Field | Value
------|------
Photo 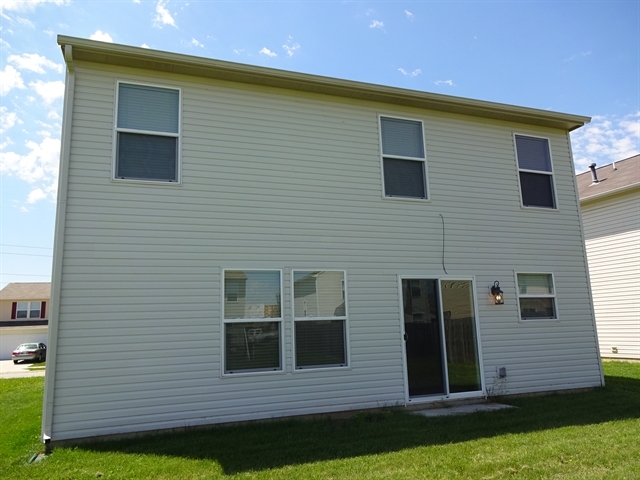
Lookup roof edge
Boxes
[579,182,640,203]
[58,35,590,132]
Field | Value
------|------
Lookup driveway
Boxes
[0,359,46,378]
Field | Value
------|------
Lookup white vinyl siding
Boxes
[581,189,640,359]
[47,63,601,441]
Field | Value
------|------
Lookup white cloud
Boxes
[43,29,54,37]
[0,136,60,204]
[141,43,150,49]
[369,20,384,29]
[8,53,63,73]
[29,80,65,104]
[0,65,25,95]
[564,51,591,62]
[16,17,35,27]
[0,38,10,48]
[259,47,277,58]
[154,0,176,28]
[405,10,413,19]
[27,188,46,203]
[571,112,640,172]
[47,110,60,120]
[90,30,113,43]
[0,107,21,134]
[233,48,244,55]
[283,37,300,57]
[191,38,203,47]
[434,80,456,87]
[134,0,141,3]
[0,0,70,12]
[399,68,422,77]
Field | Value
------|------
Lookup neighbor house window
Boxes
[515,134,556,209]
[517,273,557,320]
[293,270,348,369]
[15,301,42,319]
[223,270,282,374]
[115,82,180,182]
[380,116,428,199]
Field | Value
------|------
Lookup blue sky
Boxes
[1,0,639,288]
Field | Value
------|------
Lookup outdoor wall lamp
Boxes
[491,281,504,305]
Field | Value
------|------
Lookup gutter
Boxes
[579,182,640,204]
[41,44,75,444]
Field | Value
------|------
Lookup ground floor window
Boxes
[223,270,282,374]
[293,270,347,369]
[517,273,557,320]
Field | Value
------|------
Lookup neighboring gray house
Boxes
[44,36,603,444]
[577,155,640,360]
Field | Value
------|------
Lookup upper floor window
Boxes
[115,82,180,183]
[380,116,428,200]
[515,134,556,209]
[15,301,42,319]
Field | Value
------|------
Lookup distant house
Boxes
[43,36,604,444]
[577,155,640,360]
[0,282,50,360]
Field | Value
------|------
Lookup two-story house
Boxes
[43,36,603,444]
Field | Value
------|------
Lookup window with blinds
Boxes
[380,116,428,199]
[223,270,283,374]
[515,135,556,209]
[115,82,180,182]
[293,271,348,369]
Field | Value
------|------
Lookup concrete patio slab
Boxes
[413,403,515,417]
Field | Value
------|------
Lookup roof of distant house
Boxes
[577,154,640,202]
[0,282,51,301]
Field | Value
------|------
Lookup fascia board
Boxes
[58,35,590,132]
[579,182,640,205]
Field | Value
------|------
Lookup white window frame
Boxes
[379,115,430,202]
[515,272,559,321]
[16,301,41,319]
[292,269,350,371]
[513,133,558,210]
[113,80,182,185]
[221,268,284,377]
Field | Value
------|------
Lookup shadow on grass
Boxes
[78,374,640,475]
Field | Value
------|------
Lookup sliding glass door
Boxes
[402,278,482,399]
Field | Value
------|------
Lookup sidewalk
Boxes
[0,359,46,378]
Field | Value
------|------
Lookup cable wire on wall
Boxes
[439,214,449,275]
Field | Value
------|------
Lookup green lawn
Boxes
[1,362,639,479]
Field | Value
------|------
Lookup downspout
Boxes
[42,43,75,446]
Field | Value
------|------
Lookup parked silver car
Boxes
[11,343,47,364]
